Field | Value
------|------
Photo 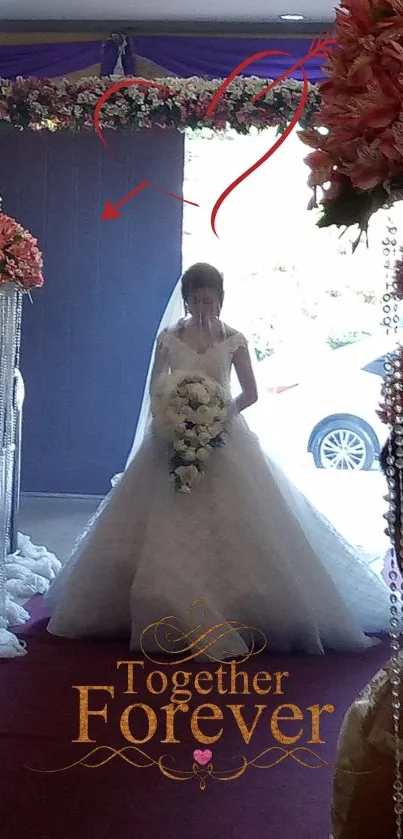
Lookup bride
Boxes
[46,262,391,659]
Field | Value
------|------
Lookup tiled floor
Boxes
[18,494,100,562]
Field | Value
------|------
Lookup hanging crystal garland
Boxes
[8,292,23,553]
[0,207,49,657]
[382,218,403,838]
[0,282,25,654]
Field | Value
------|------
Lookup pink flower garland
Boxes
[0,213,44,290]
[0,75,320,135]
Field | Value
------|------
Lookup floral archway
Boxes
[0,71,323,656]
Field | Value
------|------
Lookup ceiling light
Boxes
[280,14,305,21]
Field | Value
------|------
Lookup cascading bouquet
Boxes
[151,372,229,492]
[0,213,44,290]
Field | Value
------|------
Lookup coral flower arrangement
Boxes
[0,213,44,290]
[301,0,403,248]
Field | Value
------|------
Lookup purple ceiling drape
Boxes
[134,36,327,82]
[0,36,326,82]
[0,42,103,79]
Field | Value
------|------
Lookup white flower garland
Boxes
[0,74,320,134]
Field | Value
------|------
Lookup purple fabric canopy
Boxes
[135,36,326,82]
[0,36,326,82]
[0,42,103,79]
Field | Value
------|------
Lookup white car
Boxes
[257,336,397,470]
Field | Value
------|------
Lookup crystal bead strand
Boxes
[0,286,19,626]
[0,292,8,623]
[6,289,23,553]
[14,292,22,371]
[382,220,403,838]
[4,298,16,552]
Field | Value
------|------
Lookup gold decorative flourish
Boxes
[139,599,267,664]
[24,744,381,790]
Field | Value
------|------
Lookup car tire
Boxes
[311,419,376,471]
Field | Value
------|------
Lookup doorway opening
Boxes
[182,125,402,573]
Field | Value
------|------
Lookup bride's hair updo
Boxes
[181,263,224,307]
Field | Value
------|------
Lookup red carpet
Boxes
[1,596,389,839]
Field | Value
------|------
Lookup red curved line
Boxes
[210,66,309,237]
[205,51,291,117]
[251,40,336,103]
[251,59,310,102]
[94,79,179,150]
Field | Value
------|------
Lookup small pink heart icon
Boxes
[193,749,212,766]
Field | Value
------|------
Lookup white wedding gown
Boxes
[46,329,392,659]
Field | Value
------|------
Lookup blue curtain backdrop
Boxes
[0,127,185,495]
[0,36,326,81]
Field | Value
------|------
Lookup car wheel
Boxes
[311,420,376,471]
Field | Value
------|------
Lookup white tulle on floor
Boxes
[0,284,62,657]
[0,532,61,657]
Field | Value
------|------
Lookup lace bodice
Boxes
[157,328,248,395]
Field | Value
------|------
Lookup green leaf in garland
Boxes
[317,181,388,232]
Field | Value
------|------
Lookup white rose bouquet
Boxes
[151,372,229,492]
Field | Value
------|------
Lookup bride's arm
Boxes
[149,331,170,396]
[231,344,258,415]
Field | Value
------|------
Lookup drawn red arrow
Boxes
[153,186,199,207]
[102,180,150,220]
[95,79,199,218]
[96,34,334,232]
[102,181,199,221]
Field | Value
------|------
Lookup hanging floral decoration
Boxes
[0,74,320,136]
[0,213,44,290]
[301,0,403,249]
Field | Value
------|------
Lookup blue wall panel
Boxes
[0,128,184,494]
